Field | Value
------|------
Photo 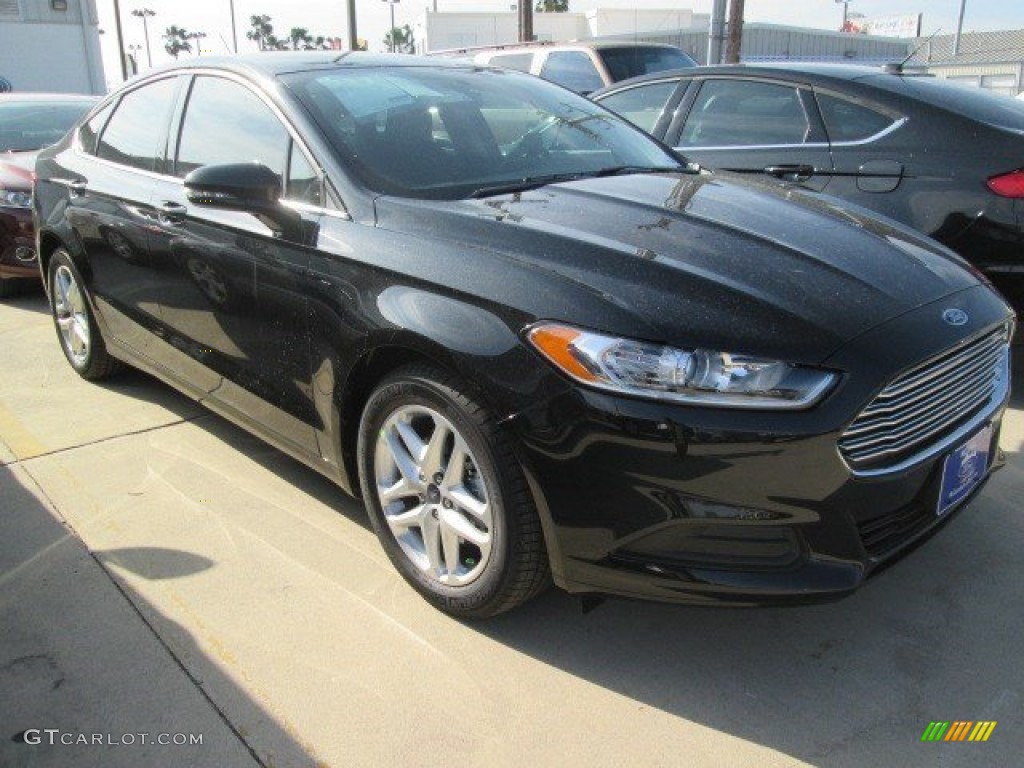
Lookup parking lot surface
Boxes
[1,291,1022,767]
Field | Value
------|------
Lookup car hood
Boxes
[373,172,982,364]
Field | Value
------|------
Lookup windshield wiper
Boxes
[470,173,592,198]
[469,165,684,199]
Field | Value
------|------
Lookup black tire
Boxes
[358,364,550,618]
[47,248,122,380]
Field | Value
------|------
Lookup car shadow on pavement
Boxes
[1,287,50,316]
[0,463,319,768]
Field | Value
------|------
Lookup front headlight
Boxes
[0,187,32,208]
[527,322,837,409]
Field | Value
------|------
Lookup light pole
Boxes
[383,0,399,52]
[131,8,155,68]
[835,0,850,32]
[953,0,967,56]
[112,0,128,81]
[228,0,238,53]
[127,43,141,75]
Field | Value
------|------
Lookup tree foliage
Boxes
[384,24,415,54]
[535,0,569,11]
[163,25,192,58]
[246,14,273,51]
[247,14,331,52]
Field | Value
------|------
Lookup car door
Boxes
[60,76,183,355]
[666,77,835,192]
[146,73,322,458]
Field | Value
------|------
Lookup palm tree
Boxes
[163,25,192,59]
[246,14,273,51]
[383,24,415,54]
[535,0,569,10]
[288,27,313,50]
[187,31,208,56]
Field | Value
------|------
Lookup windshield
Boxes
[0,100,95,152]
[598,46,697,82]
[283,66,682,199]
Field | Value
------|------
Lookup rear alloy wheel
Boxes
[48,249,121,380]
[358,365,549,617]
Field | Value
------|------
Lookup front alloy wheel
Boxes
[358,365,549,617]
[374,404,493,586]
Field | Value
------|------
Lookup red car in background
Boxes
[1,93,96,297]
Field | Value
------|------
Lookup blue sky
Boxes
[98,0,1024,83]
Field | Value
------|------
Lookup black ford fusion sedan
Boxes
[35,54,1014,617]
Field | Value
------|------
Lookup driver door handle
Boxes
[764,164,816,182]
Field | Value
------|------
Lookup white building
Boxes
[0,0,105,94]
[415,8,707,54]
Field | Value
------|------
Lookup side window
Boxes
[598,81,679,133]
[79,101,115,154]
[489,53,534,73]
[176,76,289,179]
[286,143,321,206]
[816,92,896,142]
[679,79,811,148]
[540,52,605,94]
[96,78,179,171]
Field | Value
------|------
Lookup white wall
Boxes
[587,9,696,37]
[0,22,104,93]
[0,0,105,94]
[418,8,702,53]
[419,12,519,53]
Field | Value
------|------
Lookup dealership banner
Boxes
[844,14,922,38]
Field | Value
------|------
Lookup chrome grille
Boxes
[839,326,1009,469]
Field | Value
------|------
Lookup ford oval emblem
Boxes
[943,308,969,326]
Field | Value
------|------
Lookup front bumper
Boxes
[512,286,1013,605]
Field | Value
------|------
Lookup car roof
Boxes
[142,51,477,80]
[591,62,931,94]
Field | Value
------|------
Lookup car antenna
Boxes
[883,28,941,74]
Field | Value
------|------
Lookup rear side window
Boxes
[489,53,533,73]
[816,93,895,142]
[96,78,179,172]
[540,51,605,94]
[679,79,811,147]
[598,81,679,132]
[175,76,289,179]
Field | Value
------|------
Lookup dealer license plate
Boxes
[937,424,993,517]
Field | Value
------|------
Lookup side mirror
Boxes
[184,162,281,209]
[184,162,304,241]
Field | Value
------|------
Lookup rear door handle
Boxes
[158,201,187,224]
[764,164,816,182]
[68,178,88,197]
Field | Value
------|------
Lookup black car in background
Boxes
[0,93,96,296]
[593,64,1024,307]
[34,54,1014,617]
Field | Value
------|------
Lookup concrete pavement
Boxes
[1,290,1022,767]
